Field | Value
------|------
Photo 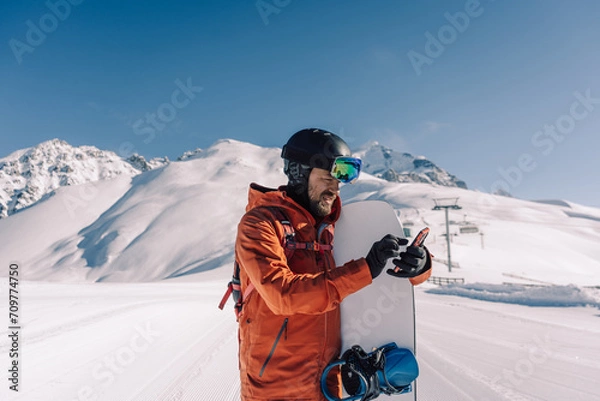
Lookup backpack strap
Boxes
[265,207,297,261]
[218,282,234,311]
[266,206,333,255]
[218,261,256,321]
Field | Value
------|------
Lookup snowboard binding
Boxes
[321,342,419,401]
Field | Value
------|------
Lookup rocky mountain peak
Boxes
[356,142,467,189]
[0,139,167,218]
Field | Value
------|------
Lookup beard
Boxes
[309,190,337,217]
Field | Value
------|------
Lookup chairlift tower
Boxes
[433,198,462,272]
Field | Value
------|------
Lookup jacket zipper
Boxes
[259,318,288,377]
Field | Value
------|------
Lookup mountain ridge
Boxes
[0,138,168,218]
[0,138,466,219]
[355,141,468,189]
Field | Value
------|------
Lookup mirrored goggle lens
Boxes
[330,157,362,183]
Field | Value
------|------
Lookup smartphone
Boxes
[410,227,430,247]
[389,227,429,276]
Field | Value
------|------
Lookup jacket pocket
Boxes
[259,318,288,377]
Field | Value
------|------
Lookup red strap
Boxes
[280,222,296,260]
[243,283,255,303]
[287,241,333,252]
[233,283,256,321]
[218,282,233,310]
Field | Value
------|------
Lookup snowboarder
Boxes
[234,128,432,400]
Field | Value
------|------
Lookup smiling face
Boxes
[307,168,340,217]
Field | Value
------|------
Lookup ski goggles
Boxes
[330,157,362,184]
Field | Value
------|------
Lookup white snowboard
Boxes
[334,200,416,400]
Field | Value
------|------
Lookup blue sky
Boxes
[1,0,599,207]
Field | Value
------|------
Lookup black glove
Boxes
[387,245,431,278]
[365,234,409,279]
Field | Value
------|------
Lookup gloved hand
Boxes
[387,245,431,278]
[365,234,409,279]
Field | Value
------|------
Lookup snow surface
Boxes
[427,282,600,308]
[0,138,599,400]
[1,277,599,401]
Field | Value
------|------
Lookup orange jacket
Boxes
[235,184,372,400]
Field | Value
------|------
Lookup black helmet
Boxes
[281,128,352,172]
[282,128,351,204]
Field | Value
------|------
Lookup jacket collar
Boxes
[246,183,341,226]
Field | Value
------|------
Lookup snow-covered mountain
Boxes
[0,139,286,281]
[0,139,168,218]
[356,141,467,189]
[1,138,599,284]
[0,139,465,220]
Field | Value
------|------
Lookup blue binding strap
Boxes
[321,342,419,401]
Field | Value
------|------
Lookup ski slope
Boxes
[1,271,599,401]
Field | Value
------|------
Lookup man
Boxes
[235,128,431,400]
